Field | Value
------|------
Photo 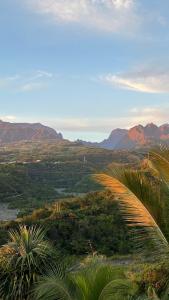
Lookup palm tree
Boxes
[35,255,163,300]
[35,257,142,300]
[0,225,56,300]
[93,172,169,257]
[91,148,169,298]
[35,148,169,300]
[93,147,169,257]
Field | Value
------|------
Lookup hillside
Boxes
[1,120,169,150]
[3,190,132,256]
[81,123,169,150]
[0,140,141,215]
[0,120,63,143]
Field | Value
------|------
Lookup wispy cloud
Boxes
[130,105,169,124]
[26,0,139,34]
[0,75,20,88]
[0,115,17,122]
[44,104,169,136]
[0,70,53,93]
[102,67,169,93]
[2,104,169,141]
[29,70,53,81]
[19,82,47,92]
[25,105,169,133]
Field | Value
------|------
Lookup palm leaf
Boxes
[149,149,169,185]
[35,275,73,300]
[99,279,139,300]
[147,287,160,300]
[73,263,125,300]
[0,225,56,300]
[93,174,169,256]
[35,259,127,300]
[107,168,162,225]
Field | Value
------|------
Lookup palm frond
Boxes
[108,168,162,225]
[99,279,139,300]
[73,263,125,300]
[93,174,169,257]
[0,225,56,300]
[147,286,160,300]
[149,149,169,185]
[35,259,127,300]
[35,274,73,300]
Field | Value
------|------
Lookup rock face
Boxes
[104,123,169,149]
[2,120,169,149]
[81,123,169,150]
[99,129,128,149]
[0,120,63,143]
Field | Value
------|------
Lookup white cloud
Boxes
[43,104,169,137]
[0,70,53,93]
[26,0,139,34]
[2,104,168,141]
[34,106,169,134]
[102,67,169,93]
[19,82,46,92]
[0,115,17,122]
[29,70,53,81]
[129,106,169,125]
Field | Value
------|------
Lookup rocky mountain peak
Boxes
[0,120,63,143]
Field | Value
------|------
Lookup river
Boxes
[0,203,19,221]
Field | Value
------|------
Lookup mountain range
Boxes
[0,120,169,150]
[0,120,63,143]
[79,123,169,150]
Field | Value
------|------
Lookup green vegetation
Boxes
[0,145,169,298]
[0,225,57,300]
[0,229,168,299]
[0,191,132,255]
[0,140,141,214]
[34,257,137,300]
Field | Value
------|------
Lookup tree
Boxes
[0,225,56,300]
[35,148,169,300]
[35,256,141,300]
[93,172,169,257]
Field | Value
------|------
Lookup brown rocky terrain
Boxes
[0,120,63,143]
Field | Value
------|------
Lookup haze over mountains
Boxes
[0,120,169,150]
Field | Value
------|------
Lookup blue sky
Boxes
[0,0,169,141]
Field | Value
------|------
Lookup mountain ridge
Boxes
[0,120,63,143]
[1,120,169,149]
[80,123,169,150]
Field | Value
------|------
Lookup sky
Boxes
[0,0,169,141]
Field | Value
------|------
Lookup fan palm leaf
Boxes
[73,263,125,300]
[0,225,56,300]
[92,174,169,256]
[35,274,73,300]
[149,149,169,185]
[107,168,162,225]
[35,261,129,300]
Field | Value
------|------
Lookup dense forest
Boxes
[0,191,131,255]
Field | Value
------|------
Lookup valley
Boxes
[1,1,169,297]
[0,140,141,216]
[0,130,168,299]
